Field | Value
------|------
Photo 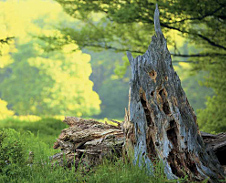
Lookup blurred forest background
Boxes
[0,0,225,133]
[0,1,225,182]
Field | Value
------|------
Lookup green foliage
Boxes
[0,117,67,146]
[198,96,226,133]
[0,128,185,183]
[54,0,225,55]
[0,128,77,183]
[114,56,130,78]
[174,63,213,111]
[83,50,130,119]
[86,157,192,183]
[97,78,129,119]
[0,99,14,117]
[0,129,27,177]
[54,0,226,132]
[0,119,213,183]
[0,37,14,56]
[0,0,101,117]
[196,57,226,133]
[0,41,100,116]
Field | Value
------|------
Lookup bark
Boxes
[51,117,124,171]
[201,131,226,174]
[51,117,226,177]
[122,4,225,182]
[51,4,225,182]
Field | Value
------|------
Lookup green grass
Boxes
[87,159,178,183]
[0,117,208,183]
[0,117,67,146]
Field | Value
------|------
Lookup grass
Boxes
[0,116,209,183]
[0,127,78,183]
[0,117,67,146]
[87,159,177,183]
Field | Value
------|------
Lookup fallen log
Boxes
[52,117,124,170]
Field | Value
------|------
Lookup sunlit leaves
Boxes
[0,0,101,117]
[0,99,14,117]
[0,41,101,116]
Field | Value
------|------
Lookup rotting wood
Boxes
[201,131,226,174]
[51,4,225,182]
[122,4,225,182]
[51,117,226,177]
[51,117,124,171]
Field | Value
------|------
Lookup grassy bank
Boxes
[0,117,205,183]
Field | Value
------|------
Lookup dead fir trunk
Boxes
[123,4,225,182]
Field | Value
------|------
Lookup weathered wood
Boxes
[201,131,226,174]
[52,117,124,170]
[51,4,225,182]
[123,4,225,182]
[51,117,226,177]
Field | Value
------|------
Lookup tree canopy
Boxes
[52,0,226,132]
[54,0,225,57]
[0,0,225,133]
[0,0,101,117]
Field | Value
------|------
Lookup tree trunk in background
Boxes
[123,4,225,182]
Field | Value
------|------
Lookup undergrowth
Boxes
[0,117,211,183]
[0,117,67,146]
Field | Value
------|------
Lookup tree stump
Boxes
[51,117,226,178]
[123,4,225,182]
[51,4,225,182]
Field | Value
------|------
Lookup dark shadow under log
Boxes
[201,132,226,170]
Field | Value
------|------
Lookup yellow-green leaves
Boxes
[0,0,101,117]
[0,99,14,117]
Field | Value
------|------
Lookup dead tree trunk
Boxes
[123,4,225,182]
[51,4,225,182]
[52,117,226,176]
